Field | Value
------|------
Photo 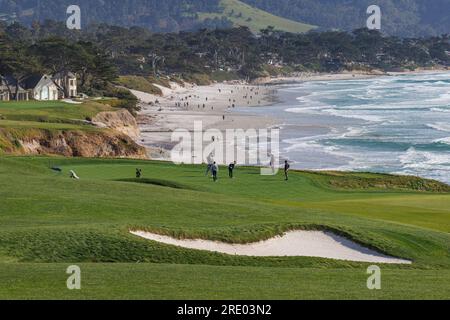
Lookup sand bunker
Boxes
[131,230,411,264]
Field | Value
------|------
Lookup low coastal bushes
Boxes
[309,171,450,193]
[100,86,140,115]
[181,73,212,85]
[115,76,163,95]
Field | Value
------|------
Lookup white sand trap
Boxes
[131,230,411,264]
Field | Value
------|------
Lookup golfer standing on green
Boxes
[228,161,236,178]
[205,152,214,176]
[212,162,219,182]
[284,160,290,181]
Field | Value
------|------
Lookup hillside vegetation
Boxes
[198,0,316,34]
[4,22,448,85]
[1,0,449,36]
[115,76,163,96]
[243,0,450,37]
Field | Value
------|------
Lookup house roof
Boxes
[0,75,27,93]
[0,77,7,91]
[1,74,64,92]
[1,75,18,86]
[21,75,48,90]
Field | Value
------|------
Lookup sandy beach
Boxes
[133,72,386,160]
[132,69,450,165]
[133,81,279,159]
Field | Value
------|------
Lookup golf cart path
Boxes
[131,230,411,264]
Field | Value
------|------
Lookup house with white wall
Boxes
[0,81,10,101]
[0,76,30,101]
[0,72,78,101]
[21,75,60,101]
[53,71,77,98]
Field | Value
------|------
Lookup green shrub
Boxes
[115,76,163,95]
[103,87,140,116]
[182,73,211,85]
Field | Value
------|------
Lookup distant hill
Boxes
[0,0,314,33]
[198,0,316,34]
[0,0,448,36]
[0,0,223,32]
[242,0,450,37]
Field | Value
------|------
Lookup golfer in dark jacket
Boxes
[228,161,236,178]
[284,160,290,181]
[212,162,219,182]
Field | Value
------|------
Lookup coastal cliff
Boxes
[0,109,147,159]
[92,109,141,140]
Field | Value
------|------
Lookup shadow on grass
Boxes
[115,178,197,190]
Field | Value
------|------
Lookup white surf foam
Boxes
[433,137,450,145]
[400,147,450,169]
[427,122,450,132]
[430,107,450,113]
[322,108,385,122]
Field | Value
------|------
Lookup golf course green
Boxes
[0,156,449,299]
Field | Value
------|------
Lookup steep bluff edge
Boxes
[0,109,147,159]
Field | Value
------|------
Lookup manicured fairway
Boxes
[0,101,69,109]
[0,156,449,299]
[0,100,113,126]
[0,264,449,300]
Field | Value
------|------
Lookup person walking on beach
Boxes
[284,160,290,181]
[205,153,214,176]
[212,162,219,182]
[228,161,236,178]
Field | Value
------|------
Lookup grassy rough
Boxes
[307,171,450,193]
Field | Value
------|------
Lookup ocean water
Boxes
[242,72,450,183]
